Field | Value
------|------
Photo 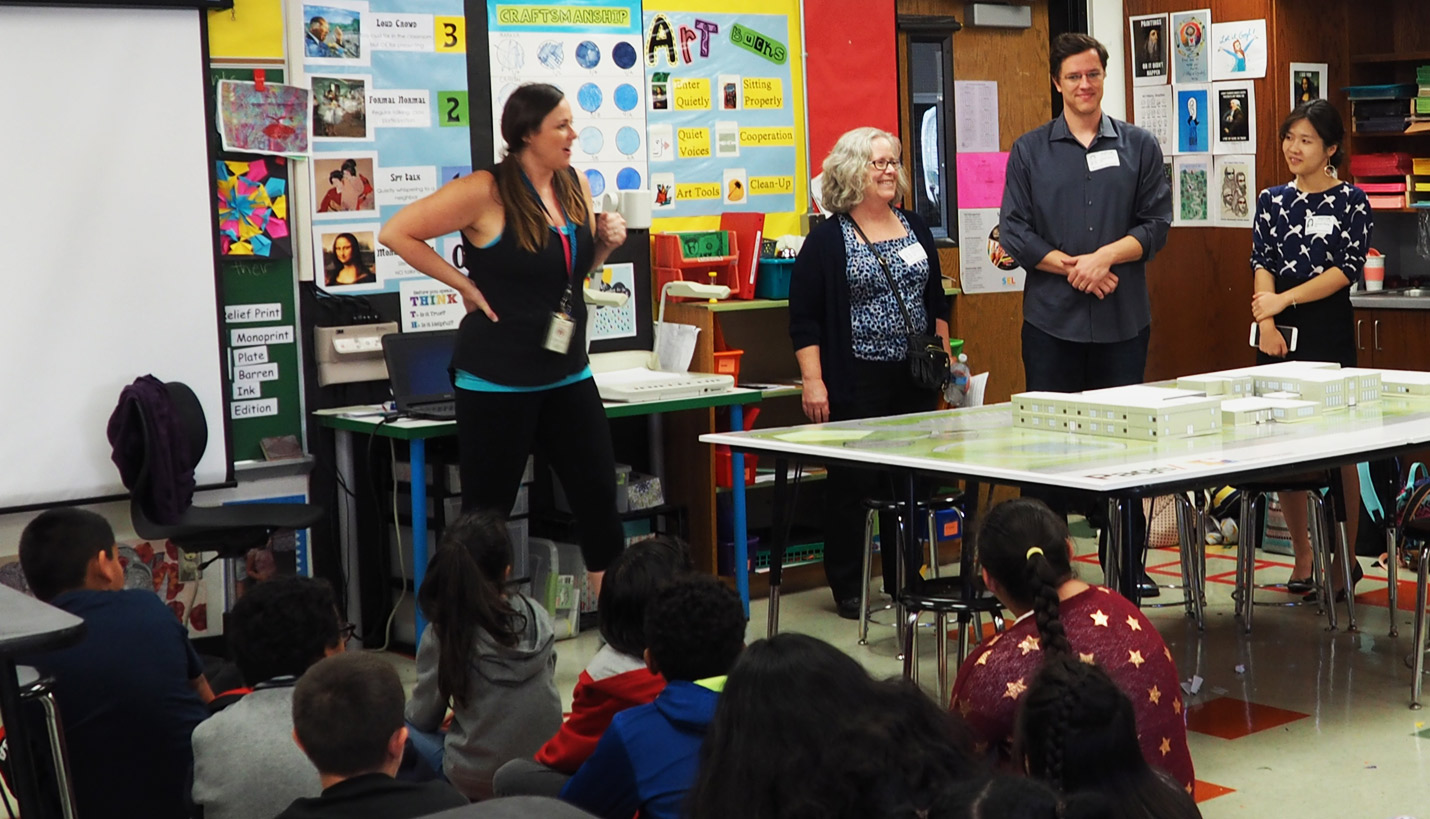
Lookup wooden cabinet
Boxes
[661,293,958,586]
[1354,308,1430,368]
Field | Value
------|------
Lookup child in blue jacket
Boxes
[559,575,746,819]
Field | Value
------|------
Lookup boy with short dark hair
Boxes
[276,652,466,819]
[559,574,746,819]
[18,507,214,819]
[494,538,692,797]
[191,576,347,819]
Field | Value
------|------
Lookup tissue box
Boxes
[625,472,664,510]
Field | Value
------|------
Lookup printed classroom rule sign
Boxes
[487,0,648,200]
[643,10,797,218]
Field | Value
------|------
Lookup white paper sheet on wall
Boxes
[954,80,999,153]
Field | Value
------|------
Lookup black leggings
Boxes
[454,377,623,572]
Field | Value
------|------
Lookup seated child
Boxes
[191,576,346,819]
[276,652,467,819]
[949,498,1193,791]
[405,510,562,800]
[493,537,691,797]
[18,508,213,819]
[1016,657,1202,819]
[559,574,746,819]
[688,633,978,819]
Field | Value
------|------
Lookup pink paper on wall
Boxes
[956,152,1010,209]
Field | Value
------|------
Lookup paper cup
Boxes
[1365,257,1385,291]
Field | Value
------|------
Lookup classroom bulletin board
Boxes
[295,0,471,297]
[643,0,806,237]
[486,0,648,199]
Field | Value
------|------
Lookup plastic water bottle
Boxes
[945,353,971,407]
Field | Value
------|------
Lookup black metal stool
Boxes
[1233,476,1354,633]
[896,504,1006,703]
[857,494,963,646]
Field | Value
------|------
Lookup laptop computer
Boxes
[382,330,458,420]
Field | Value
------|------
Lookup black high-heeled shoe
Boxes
[1304,560,1363,603]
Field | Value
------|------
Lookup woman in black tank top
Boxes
[380,84,630,592]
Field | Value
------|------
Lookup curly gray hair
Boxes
[819,127,910,214]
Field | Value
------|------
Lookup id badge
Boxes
[1306,214,1337,236]
[544,312,575,354]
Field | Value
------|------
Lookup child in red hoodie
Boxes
[492,537,692,797]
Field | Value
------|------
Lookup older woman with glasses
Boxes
[789,126,951,619]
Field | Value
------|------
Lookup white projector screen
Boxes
[0,4,229,511]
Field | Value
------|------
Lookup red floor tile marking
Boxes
[1193,779,1236,803]
[1184,696,1309,740]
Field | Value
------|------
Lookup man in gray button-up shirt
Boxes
[999,32,1171,598]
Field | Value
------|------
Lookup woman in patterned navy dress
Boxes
[789,127,951,619]
[1249,100,1371,597]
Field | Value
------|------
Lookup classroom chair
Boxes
[1232,476,1354,633]
[113,380,323,559]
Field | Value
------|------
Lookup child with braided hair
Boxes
[1016,658,1201,819]
[948,498,1193,792]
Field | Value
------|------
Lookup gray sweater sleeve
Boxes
[405,624,448,731]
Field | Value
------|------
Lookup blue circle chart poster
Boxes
[575,40,601,69]
[615,126,641,156]
[537,41,563,70]
[613,83,639,112]
[577,82,603,113]
[579,126,605,155]
[612,41,638,70]
[585,168,607,196]
[616,167,642,190]
[486,1,647,201]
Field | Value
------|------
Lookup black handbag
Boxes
[848,216,949,390]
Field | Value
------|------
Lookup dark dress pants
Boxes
[1021,322,1151,583]
[823,359,940,603]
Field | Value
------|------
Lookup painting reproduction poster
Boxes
[1170,8,1210,84]
[218,80,311,155]
[1129,14,1168,86]
[1173,155,1212,227]
[1174,84,1209,154]
[1214,80,1255,154]
[1211,19,1266,81]
[1213,154,1255,228]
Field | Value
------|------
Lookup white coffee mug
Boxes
[602,189,653,230]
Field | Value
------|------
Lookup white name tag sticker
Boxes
[1306,215,1337,236]
[1086,150,1119,172]
[897,242,929,266]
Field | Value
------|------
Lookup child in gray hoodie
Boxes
[406,510,563,800]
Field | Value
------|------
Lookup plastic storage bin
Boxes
[714,446,758,488]
[754,258,794,299]
[712,349,743,384]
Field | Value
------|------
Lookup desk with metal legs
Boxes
[317,388,763,645]
[707,398,1430,638]
[0,584,85,818]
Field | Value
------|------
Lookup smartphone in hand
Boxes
[1248,322,1299,352]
